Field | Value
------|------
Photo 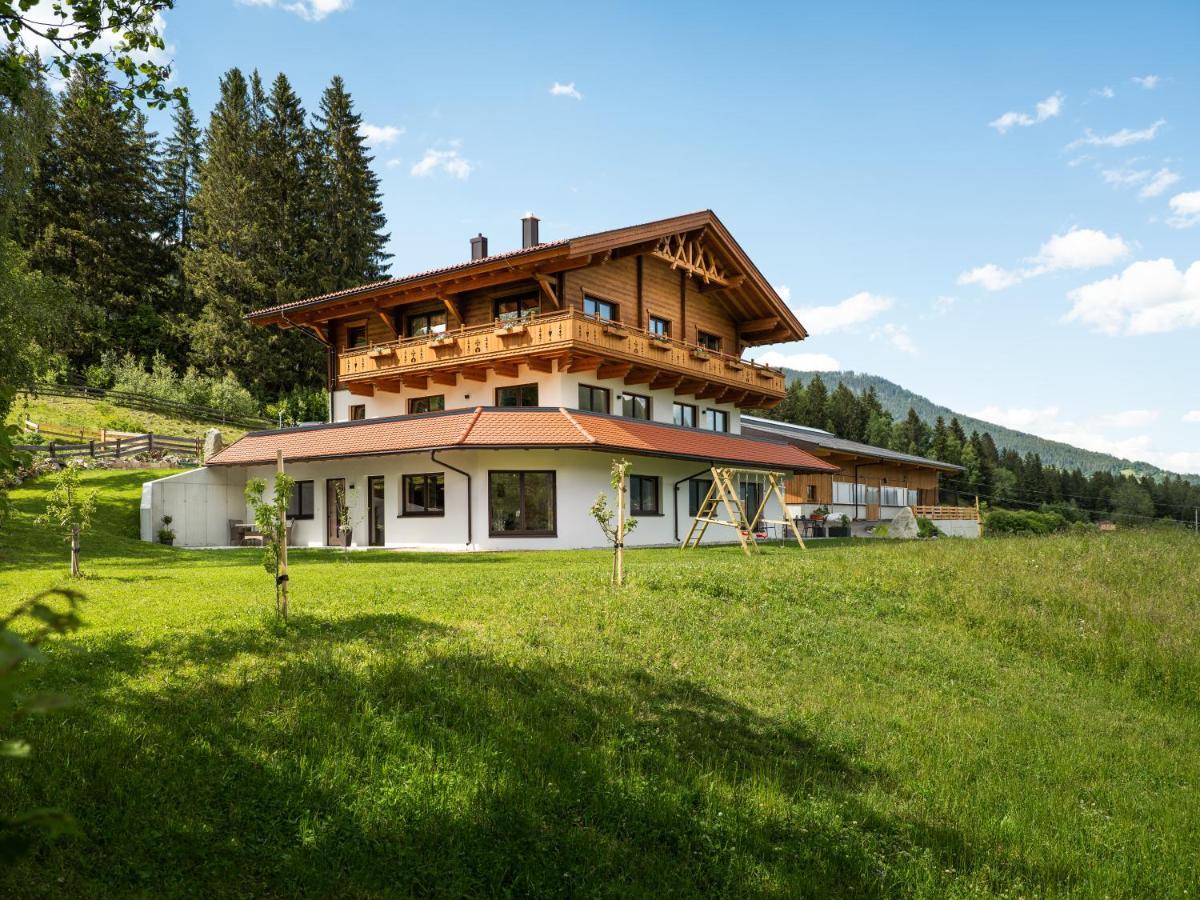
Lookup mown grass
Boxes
[1,469,1198,897]
[7,392,250,441]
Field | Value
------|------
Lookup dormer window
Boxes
[496,294,540,321]
[344,322,368,349]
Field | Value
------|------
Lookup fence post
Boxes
[115,437,121,458]
[89,440,95,458]
[48,440,56,460]
[148,433,154,454]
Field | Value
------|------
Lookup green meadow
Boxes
[2,469,1198,897]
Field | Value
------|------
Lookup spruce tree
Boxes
[261,72,318,300]
[312,75,390,291]
[160,98,202,332]
[799,375,829,429]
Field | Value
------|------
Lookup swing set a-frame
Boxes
[681,466,804,556]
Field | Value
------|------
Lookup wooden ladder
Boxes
[681,467,758,556]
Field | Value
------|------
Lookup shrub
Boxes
[985,509,1070,536]
[103,415,146,434]
[916,517,941,539]
[265,386,328,426]
[108,354,259,417]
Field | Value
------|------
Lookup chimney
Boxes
[521,213,540,249]
[470,232,488,260]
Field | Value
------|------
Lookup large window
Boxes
[578,384,610,414]
[408,395,445,414]
[344,322,368,349]
[622,392,651,420]
[629,475,661,516]
[402,473,445,516]
[348,404,366,421]
[833,481,855,505]
[407,310,447,337]
[672,402,697,428]
[495,294,540,321]
[689,478,713,516]
[697,331,722,352]
[496,384,539,407]
[287,480,315,520]
[583,295,618,322]
[489,471,556,536]
[702,408,729,432]
[648,315,671,337]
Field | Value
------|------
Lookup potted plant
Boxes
[690,346,712,361]
[828,514,852,538]
[368,345,394,358]
[648,334,672,349]
[809,505,829,523]
[494,319,526,336]
[158,515,175,546]
[430,332,456,348]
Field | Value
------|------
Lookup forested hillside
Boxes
[785,369,1194,480]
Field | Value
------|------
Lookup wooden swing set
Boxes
[681,466,804,556]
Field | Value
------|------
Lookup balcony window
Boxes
[349,404,366,421]
[621,392,651,420]
[672,402,697,428]
[578,384,610,414]
[402,473,445,516]
[629,475,661,516]
[489,471,556,536]
[495,294,540,321]
[583,295,618,322]
[702,408,729,432]
[408,395,445,414]
[649,315,671,337]
[286,480,315,520]
[344,322,368,349]
[496,384,539,407]
[407,310,447,338]
[697,331,722,352]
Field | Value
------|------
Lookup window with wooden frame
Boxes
[406,309,447,338]
[583,295,618,322]
[629,475,661,516]
[702,408,730,432]
[344,321,368,349]
[496,384,539,407]
[621,392,651,420]
[401,473,445,516]
[807,484,817,501]
[287,480,315,520]
[408,395,445,414]
[578,384,610,414]
[696,331,722,352]
[348,404,366,421]
[488,471,556,536]
[495,294,540,322]
[648,315,671,337]
[672,402,697,428]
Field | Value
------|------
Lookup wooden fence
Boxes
[911,505,980,521]
[24,382,273,430]
[13,433,202,461]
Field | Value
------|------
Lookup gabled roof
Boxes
[245,210,806,344]
[206,407,839,472]
[740,415,964,472]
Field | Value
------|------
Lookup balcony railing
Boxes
[337,308,786,397]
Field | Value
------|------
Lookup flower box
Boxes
[494,323,526,336]
[429,334,456,348]
[725,359,745,371]
[648,337,673,350]
[368,347,394,359]
[690,349,712,361]
[602,324,628,339]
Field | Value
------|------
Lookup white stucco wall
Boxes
[929,519,981,538]
[140,466,247,547]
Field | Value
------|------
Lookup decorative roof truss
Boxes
[652,232,738,287]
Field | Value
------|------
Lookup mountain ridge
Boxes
[781,369,1198,482]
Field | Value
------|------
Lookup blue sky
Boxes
[148,1,1199,472]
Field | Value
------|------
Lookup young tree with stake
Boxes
[590,459,638,586]
[244,451,293,621]
[36,463,97,578]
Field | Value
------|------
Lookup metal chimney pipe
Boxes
[470,233,488,260]
[521,214,540,249]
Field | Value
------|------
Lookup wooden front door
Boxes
[367,476,385,547]
[326,478,347,546]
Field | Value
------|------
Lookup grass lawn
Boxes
[2,469,1198,896]
[8,392,251,442]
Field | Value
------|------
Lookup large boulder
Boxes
[887,506,920,539]
[202,428,224,462]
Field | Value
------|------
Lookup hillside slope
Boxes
[784,369,1195,480]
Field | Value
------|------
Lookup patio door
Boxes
[367,476,385,547]
[326,478,347,547]
[739,481,763,529]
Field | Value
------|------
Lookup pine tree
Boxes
[799,375,829,429]
[0,55,55,240]
[312,75,390,291]
[893,408,930,456]
[770,378,805,424]
[159,98,202,331]
[825,383,861,439]
[261,73,318,300]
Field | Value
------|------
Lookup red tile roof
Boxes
[206,408,839,472]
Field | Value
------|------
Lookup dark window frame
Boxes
[629,474,662,516]
[688,478,713,517]
[583,294,619,323]
[287,479,315,520]
[703,408,730,432]
[344,320,369,349]
[621,391,652,421]
[495,383,539,407]
[348,404,366,421]
[578,383,611,414]
[406,309,448,338]
[696,330,722,352]
[494,293,541,321]
[672,401,697,428]
[648,315,671,337]
[488,470,558,537]
[401,472,446,517]
[408,395,446,415]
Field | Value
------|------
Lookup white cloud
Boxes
[958,263,1022,291]
[1065,258,1200,335]
[959,228,1129,291]
[933,295,957,314]
[1131,74,1160,89]
[876,323,918,355]
[1139,168,1181,199]
[360,124,403,146]
[1101,164,1180,198]
[549,81,583,100]
[972,406,1063,431]
[1093,86,1116,99]
[795,291,893,335]
[384,158,402,168]
[989,92,1063,134]
[410,145,473,179]
[752,350,841,372]
[1094,410,1159,428]
[1183,410,1200,423]
[1067,119,1166,150]
[775,285,792,304]
[238,0,352,20]
[1167,191,1200,229]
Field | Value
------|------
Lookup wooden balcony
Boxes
[337,308,786,407]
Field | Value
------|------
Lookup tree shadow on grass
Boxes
[4,614,1065,897]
